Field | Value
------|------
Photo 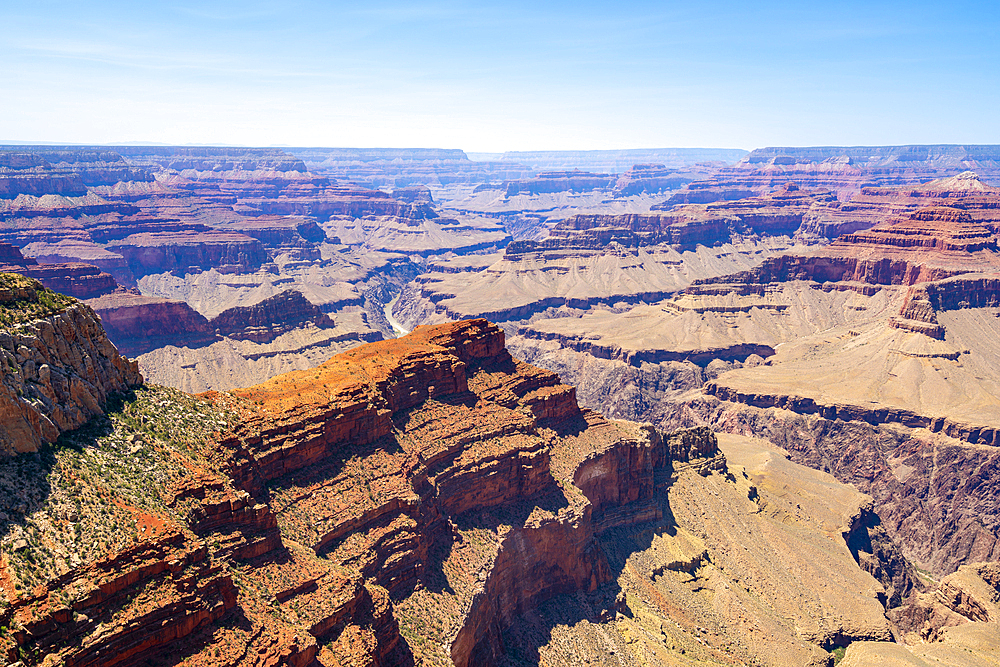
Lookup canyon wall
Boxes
[0,316,919,667]
[0,275,141,455]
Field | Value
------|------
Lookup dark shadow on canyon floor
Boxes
[495,513,670,666]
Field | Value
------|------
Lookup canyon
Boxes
[3,143,1000,665]
[489,174,1000,592]
[6,303,992,667]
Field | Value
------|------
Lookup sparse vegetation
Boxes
[0,384,242,593]
[0,274,75,328]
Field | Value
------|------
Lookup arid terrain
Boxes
[2,143,1000,666]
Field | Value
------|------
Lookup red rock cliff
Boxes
[3,318,724,667]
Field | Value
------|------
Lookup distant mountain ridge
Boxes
[745,144,1000,164]
[469,147,750,172]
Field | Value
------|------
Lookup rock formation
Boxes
[611,163,696,196]
[663,145,1000,203]
[0,317,924,666]
[86,292,217,356]
[0,274,141,455]
[795,170,1000,239]
[106,230,269,279]
[211,289,335,343]
[0,242,118,300]
[0,149,154,199]
[483,170,616,196]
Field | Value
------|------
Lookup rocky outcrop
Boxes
[611,163,695,196]
[1,317,910,666]
[0,277,141,455]
[0,243,118,300]
[658,181,758,205]
[924,272,1000,309]
[799,172,1000,240]
[107,231,268,278]
[697,252,959,288]
[86,292,217,356]
[209,215,326,248]
[518,212,731,248]
[210,289,334,343]
[2,532,237,667]
[888,271,1000,340]
[235,183,438,221]
[213,320,739,666]
[491,171,616,196]
[9,262,119,301]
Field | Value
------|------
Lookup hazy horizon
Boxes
[3,1,998,151]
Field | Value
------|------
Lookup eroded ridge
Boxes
[0,318,699,666]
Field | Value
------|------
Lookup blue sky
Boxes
[1,1,998,150]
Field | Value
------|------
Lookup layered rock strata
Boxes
[211,290,335,343]
[611,163,695,196]
[0,242,118,300]
[485,170,616,196]
[86,292,217,356]
[394,209,815,327]
[0,275,141,455]
[0,318,906,666]
[797,171,1000,239]
[667,145,1000,202]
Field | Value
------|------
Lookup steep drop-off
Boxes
[0,317,929,667]
[0,274,141,455]
[502,175,1000,590]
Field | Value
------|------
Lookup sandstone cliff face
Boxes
[211,290,334,343]
[86,292,217,356]
[495,171,616,196]
[107,231,268,278]
[0,317,905,667]
[0,243,118,300]
[210,215,327,249]
[891,272,1000,341]
[0,149,154,199]
[0,276,141,455]
[235,183,438,221]
[612,163,695,196]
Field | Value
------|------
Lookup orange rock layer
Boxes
[5,319,723,667]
